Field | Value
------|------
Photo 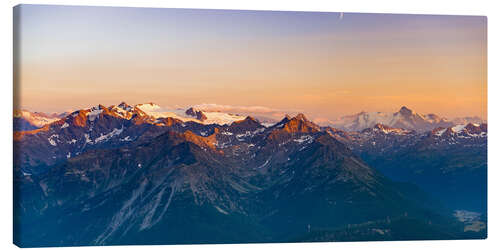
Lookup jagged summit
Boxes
[185,107,201,113]
[185,107,207,121]
[234,116,259,124]
[275,113,320,133]
[294,113,308,121]
[246,115,258,122]
[16,101,474,247]
[228,116,263,134]
[431,122,487,137]
[56,102,248,126]
[330,106,456,132]
[14,103,486,136]
[398,106,413,116]
[117,101,133,111]
[273,115,292,128]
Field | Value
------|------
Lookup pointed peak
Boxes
[232,116,261,127]
[398,106,415,116]
[273,113,320,133]
[294,113,308,121]
[185,106,204,115]
[399,106,411,112]
[271,115,293,128]
[244,116,258,122]
[277,114,292,124]
[230,116,263,131]
[115,101,133,112]
[118,101,130,107]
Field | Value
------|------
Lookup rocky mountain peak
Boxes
[234,116,259,125]
[398,106,414,116]
[280,114,319,133]
[228,116,263,134]
[117,101,133,111]
[186,107,207,121]
[294,113,308,122]
[273,115,292,128]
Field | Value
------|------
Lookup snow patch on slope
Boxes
[48,134,59,146]
[451,124,467,133]
[94,126,124,143]
[88,108,103,122]
[294,135,314,144]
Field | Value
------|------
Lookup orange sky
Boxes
[15,6,487,120]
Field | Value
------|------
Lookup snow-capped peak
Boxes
[135,102,161,112]
[87,105,104,121]
[432,123,487,138]
[117,101,133,111]
[329,106,455,132]
[397,106,415,116]
[132,103,247,125]
[14,110,62,128]
[451,124,467,133]
[185,107,207,121]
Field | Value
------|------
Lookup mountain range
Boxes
[327,122,487,213]
[327,106,484,132]
[13,110,67,131]
[14,104,484,133]
[13,102,487,247]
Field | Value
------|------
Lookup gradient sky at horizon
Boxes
[15,4,487,121]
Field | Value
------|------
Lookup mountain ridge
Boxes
[15,103,485,134]
[15,114,469,246]
[326,106,483,132]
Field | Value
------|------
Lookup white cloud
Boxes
[192,103,294,123]
[193,103,279,114]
